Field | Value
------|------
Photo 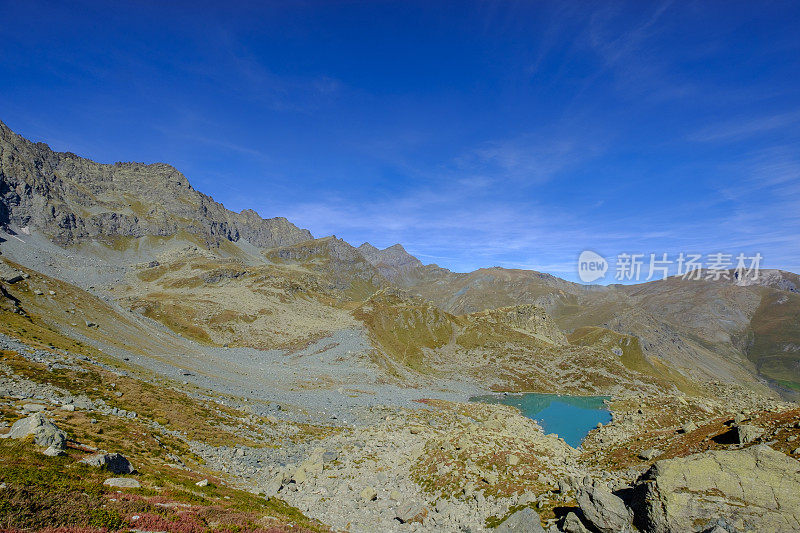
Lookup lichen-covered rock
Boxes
[576,481,632,533]
[561,512,590,533]
[734,424,764,444]
[630,445,800,533]
[495,507,544,533]
[80,452,135,474]
[359,487,377,501]
[103,477,140,488]
[2,413,67,449]
[638,448,662,460]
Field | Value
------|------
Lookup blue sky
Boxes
[2,1,799,282]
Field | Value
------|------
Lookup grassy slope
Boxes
[0,340,329,532]
[567,326,702,395]
[747,288,800,390]
[0,261,337,531]
[122,238,385,350]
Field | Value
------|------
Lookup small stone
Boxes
[22,403,46,412]
[506,454,520,466]
[395,501,426,524]
[292,466,307,484]
[61,404,76,412]
[196,479,209,487]
[638,448,662,460]
[48,290,56,296]
[680,421,697,433]
[43,445,63,457]
[103,477,140,488]
[360,487,377,501]
[321,450,338,463]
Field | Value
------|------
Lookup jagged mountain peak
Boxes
[358,242,380,253]
[356,241,423,282]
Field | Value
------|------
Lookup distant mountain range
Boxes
[1,119,799,397]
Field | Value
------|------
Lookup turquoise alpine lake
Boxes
[472,393,612,448]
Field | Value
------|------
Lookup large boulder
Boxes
[80,452,135,474]
[495,507,544,533]
[734,424,764,444]
[576,482,632,533]
[2,413,67,450]
[630,445,800,532]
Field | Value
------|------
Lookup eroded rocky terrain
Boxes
[1,120,800,532]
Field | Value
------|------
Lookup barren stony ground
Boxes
[1,243,798,532]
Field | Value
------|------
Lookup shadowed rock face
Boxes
[630,445,800,533]
[0,120,312,248]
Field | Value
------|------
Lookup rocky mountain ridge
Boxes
[0,120,312,249]
[357,242,423,281]
[1,119,799,395]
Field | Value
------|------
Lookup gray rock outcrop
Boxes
[630,445,800,532]
[495,507,545,532]
[2,412,67,450]
[80,452,135,474]
[734,424,764,444]
[576,481,632,533]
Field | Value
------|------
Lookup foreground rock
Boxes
[561,512,590,533]
[734,423,764,444]
[1,413,67,450]
[80,452,135,474]
[576,481,632,533]
[630,445,800,532]
[495,507,544,533]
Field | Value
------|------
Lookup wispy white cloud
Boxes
[688,110,800,143]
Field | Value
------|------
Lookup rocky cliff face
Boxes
[0,120,312,248]
[357,242,424,282]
